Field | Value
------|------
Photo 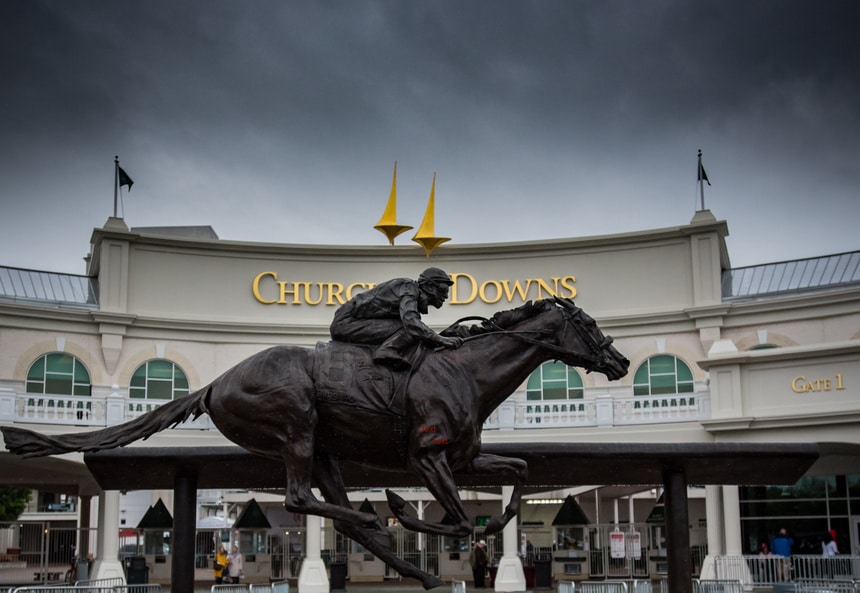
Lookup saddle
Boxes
[313,341,420,417]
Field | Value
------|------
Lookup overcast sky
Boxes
[2,1,858,275]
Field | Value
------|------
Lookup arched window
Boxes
[526,361,584,400]
[26,353,91,396]
[130,360,189,400]
[633,355,694,396]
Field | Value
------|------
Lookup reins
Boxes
[441,309,606,367]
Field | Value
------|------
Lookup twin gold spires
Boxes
[411,172,451,257]
[373,163,451,257]
[373,162,413,245]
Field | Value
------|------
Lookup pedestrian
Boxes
[822,532,838,557]
[758,542,772,581]
[226,544,244,584]
[214,544,228,584]
[828,529,839,553]
[770,528,793,581]
[470,540,488,588]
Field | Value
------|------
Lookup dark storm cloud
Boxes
[1,1,858,273]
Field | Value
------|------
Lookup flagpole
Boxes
[697,149,705,211]
[114,156,119,218]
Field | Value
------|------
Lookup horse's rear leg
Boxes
[280,428,378,527]
[313,454,445,590]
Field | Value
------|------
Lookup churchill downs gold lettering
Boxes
[251,272,576,306]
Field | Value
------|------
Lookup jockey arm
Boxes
[399,287,462,349]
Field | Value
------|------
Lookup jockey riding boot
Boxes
[373,331,416,371]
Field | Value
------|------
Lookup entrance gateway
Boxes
[83,442,819,592]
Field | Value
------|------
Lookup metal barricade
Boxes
[451,580,466,593]
[10,587,161,593]
[602,580,651,593]
[558,582,576,593]
[211,585,251,593]
[694,579,745,593]
[796,579,857,593]
[794,556,860,581]
[74,579,125,588]
[248,582,289,593]
[580,581,629,593]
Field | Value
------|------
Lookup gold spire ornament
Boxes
[374,162,413,245]
[411,172,451,257]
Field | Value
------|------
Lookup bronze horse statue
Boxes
[3,297,628,589]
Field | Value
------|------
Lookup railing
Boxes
[714,555,860,587]
[451,580,466,593]
[559,582,576,593]
[483,390,711,430]
[0,388,215,431]
[1,386,710,432]
[14,394,105,427]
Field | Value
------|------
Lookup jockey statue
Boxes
[329,267,463,370]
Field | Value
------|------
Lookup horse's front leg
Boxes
[386,450,472,538]
[468,453,528,536]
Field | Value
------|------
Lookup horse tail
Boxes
[1,387,210,458]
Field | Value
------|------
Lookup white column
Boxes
[417,500,425,552]
[722,485,742,555]
[494,485,525,592]
[90,490,126,582]
[628,496,635,523]
[699,485,724,579]
[706,486,724,556]
[298,513,328,593]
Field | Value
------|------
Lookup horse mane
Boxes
[449,299,555,337]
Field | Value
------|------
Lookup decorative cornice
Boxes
[698,339,860,369]
[703,410,860,433]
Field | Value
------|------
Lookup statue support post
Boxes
[664,469,692,593]
[298,512,329,593]
[90,490,125,582]
[172,471,197,592]
[493,485,525,592]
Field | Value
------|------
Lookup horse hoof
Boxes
[483,517,503,536]
[385,488,406,511]
[422,574,445,589]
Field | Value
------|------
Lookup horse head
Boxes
[550,297,629,380]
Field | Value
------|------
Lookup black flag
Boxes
[697,161,711,186]
[118,166,134,191]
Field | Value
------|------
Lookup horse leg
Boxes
[467,453,528,536]
[279,415,379,528]
[312,454,445,590]
[385,451,472,538]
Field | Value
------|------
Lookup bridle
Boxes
[444,303,613,370]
